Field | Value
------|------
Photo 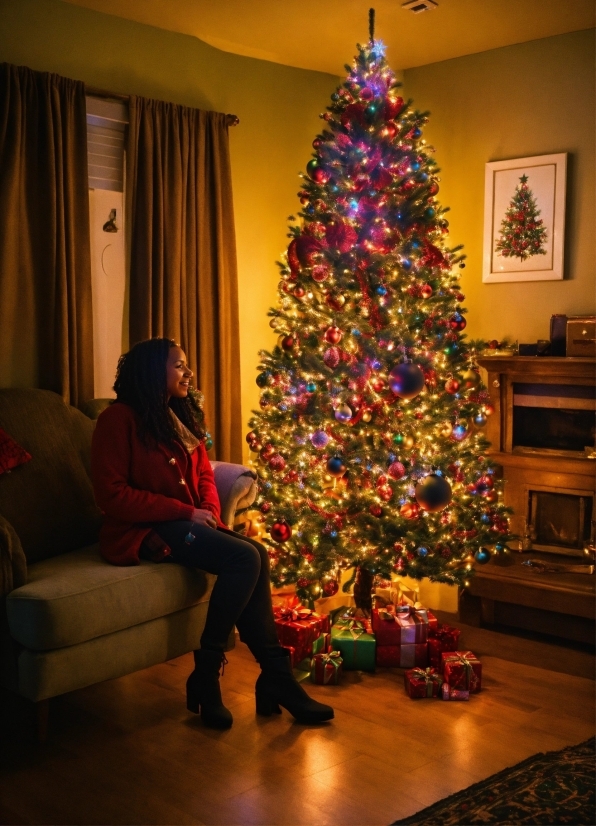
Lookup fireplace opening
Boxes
[528,490,593,555]
[513,383,595,454]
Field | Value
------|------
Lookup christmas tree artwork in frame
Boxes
[247,11,512,611]
[483,153,567,283]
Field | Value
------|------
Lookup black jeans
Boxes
[141,522,280,661]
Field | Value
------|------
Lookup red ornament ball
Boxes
[378,485,393,501]
[260,502,272,513]
[400,502,420,520]
[449,313,467,332]
[369,504,383,517]
[322,578,339,597]
[420,284,433,299]
[293,285,306,298]
[270,521,292,543]
[269,454,286,472]
[324,325,343,344]
[323,347,341,368]
[445,378,460,394]
[312,264,330,282]
[370,377,386,393]
[260,443,275,460]
[326,292,346,311]
[297,577,310,588]
[388,461,406,480]
[281,335,297,351]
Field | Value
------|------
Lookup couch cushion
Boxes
[0,389,100,562]
[6,544,215,650]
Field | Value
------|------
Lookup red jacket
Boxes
[91,402,225,565]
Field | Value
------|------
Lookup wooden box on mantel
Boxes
[463,356,595,642]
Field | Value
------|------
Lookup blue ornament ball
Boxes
[310,430,330,449]
[474,548,491,565]
[417,546,429,557]
[327,456,346,477]
[306,382,317,393]
[389,363,426,400]
[334,404,353,422]
[480,513,491,524]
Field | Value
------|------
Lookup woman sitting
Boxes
[91,337,333,729]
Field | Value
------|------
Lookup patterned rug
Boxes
[392,737,595,825]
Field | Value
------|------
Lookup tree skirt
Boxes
[392,737,595,825]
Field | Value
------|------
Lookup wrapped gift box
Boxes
[441,650,482,693]
[376,643,427,668]
[274,606,330,664]
[428,624,461,669]
[371,606,429,646]
[404,667,443,698]
[311,651,343,685]
[311,632,330,656]
[330,615,376,671]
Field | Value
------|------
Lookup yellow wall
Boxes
[0,0,338,447]
[403,29,595,346]
[1,3,594,453]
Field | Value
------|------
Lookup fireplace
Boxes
[461,356,595,643]
[528,488,593,555]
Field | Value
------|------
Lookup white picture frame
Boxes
[482,153,567,283]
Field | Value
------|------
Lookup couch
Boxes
[0,388,257,726]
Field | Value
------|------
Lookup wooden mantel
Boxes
[461,356,595,643]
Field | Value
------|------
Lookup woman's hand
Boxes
[191,508,217,529]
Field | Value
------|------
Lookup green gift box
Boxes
[330,616,376,672]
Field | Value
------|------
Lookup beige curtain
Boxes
[0,63,93,407]
[126,97,242,463]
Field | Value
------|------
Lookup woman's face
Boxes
[166,346,193,400]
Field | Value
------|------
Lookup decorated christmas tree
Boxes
[495,174,548,262]
[246,13,512,608]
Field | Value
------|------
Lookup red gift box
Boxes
[427,610,438,634]
[441,650,482,692]
[274,606,330,663]
[311,651,343,685]
[427,624,461,669]
[376,643,428,668]
[371,606,428,646]
[404,667,443,698]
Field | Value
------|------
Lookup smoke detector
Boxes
[402,1,438,12]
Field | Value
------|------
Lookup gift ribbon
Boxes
[410,667,443,697]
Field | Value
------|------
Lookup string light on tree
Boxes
[247,9,512,606]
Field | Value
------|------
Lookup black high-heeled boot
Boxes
[187,648,233,729]
[255,652,334,724]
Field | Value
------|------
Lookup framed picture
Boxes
[482,153,567,283]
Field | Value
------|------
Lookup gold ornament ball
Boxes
[403,434,415,449]
[362,410,372,422]
[459,368,481,389]
[438,422,453,438]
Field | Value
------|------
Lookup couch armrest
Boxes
[0,514,27,597]
[210,462,257,530]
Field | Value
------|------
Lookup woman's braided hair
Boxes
[113,338,206,446]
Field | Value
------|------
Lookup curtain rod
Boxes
[84,84,239,126]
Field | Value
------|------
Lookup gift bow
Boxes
[336,616,367,639]
[274,606,314,622]
[318,650,342,667]
[411,667,442,697]
[378,606,428,623]
[391,582,423,610]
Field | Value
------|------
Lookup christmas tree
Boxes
[495,174,548,262]
[246,14,512,608]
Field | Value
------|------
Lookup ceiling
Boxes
[63,0,595,75]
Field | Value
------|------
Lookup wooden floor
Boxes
[0,623,594,826]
